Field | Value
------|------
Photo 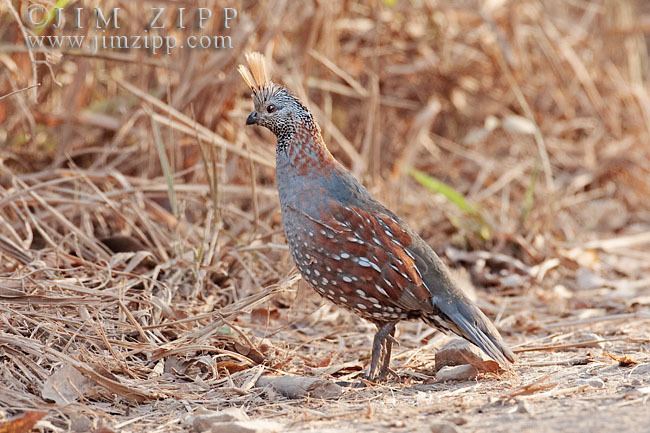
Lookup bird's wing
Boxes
[322,201,516,366]
[314,201,438,315]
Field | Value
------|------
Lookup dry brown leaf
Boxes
[217,360,250,374]
[99,235,148,254]
[0,412,46,433]
[605,352,638,367]
[250,308,281,325]
[42,364,95,404]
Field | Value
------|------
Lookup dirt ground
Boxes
[64,307,649,433]
[5,278,647,433]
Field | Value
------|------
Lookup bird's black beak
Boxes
[246,111,258,125]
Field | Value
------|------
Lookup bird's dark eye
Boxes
[266,104,276,113]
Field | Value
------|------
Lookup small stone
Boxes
[435,338,500,373]
[515,399,532,414]
[577,377,605,389]
[500,274,526,288]
[207,420,283,433]
[192,408,249,432]
[631,364,650,376]
[435,364,479,382]
[444,416,467,426]
[256,375,343,400]
[430,421,461,433]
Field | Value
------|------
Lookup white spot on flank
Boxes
[355,289,366,298]
[375,285,388,297]
[357,303,367,310]
[322,278,329,285]
[373,237,382,245]
[358,257,382,272]
[304,269,311,275]
[313,270,320,277]
[340,252,350,259]
[338,296,348,303]
[342,276,352,283]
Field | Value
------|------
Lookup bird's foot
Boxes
[363,366,398,383]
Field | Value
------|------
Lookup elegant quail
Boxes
[239,53,515,381]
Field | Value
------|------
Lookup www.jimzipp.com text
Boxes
[26,33,233,55]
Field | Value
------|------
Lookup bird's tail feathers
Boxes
[435,300,516,367]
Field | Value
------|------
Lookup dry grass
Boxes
[1,0,650,432]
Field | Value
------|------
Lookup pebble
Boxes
[435,364,479,382]
[435,338,500,373]
[430,421,461,433]
[577,377,605,388]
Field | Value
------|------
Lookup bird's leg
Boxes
[378,325,397,380]
[366,322,396,382]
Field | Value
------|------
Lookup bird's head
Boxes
[238,53,313,140]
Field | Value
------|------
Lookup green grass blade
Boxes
[410,169,478,215]
[410,168,492,240]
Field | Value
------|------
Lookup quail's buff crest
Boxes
[239,52,515,381]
